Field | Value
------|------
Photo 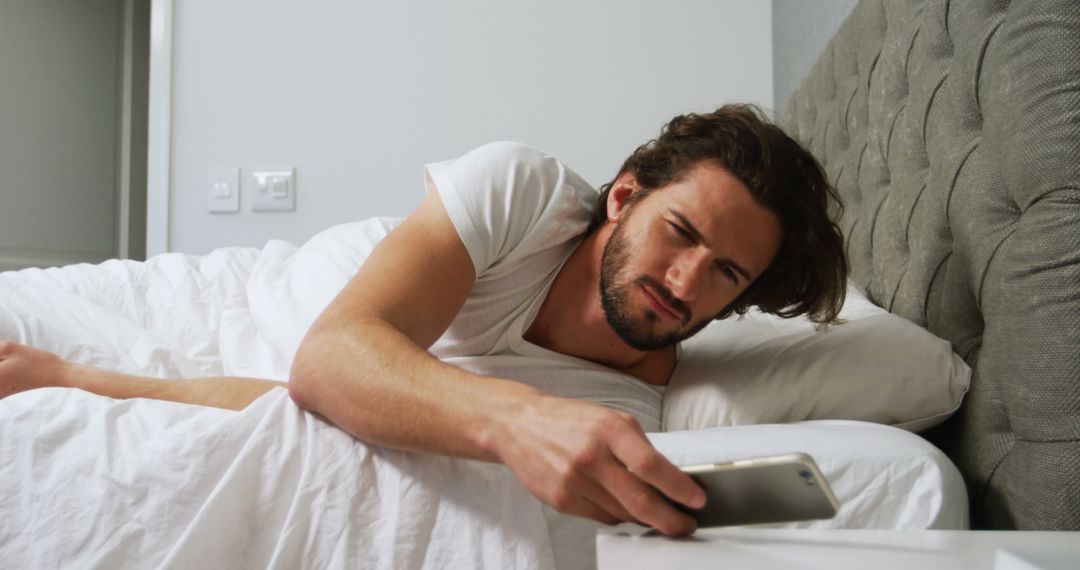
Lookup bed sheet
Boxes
[0,386,553,569]
[0,387,967,569]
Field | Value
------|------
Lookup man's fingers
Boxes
[608,427,705,512]
[596,457,697,536]
[574,472,637,523]
[504,401,701,535]
[557,494,622,526]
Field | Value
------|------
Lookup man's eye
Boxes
[717,263,738,283]
[668,222,692,241]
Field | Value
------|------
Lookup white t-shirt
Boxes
[423,141,664,432]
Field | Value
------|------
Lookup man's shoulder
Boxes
[434,140,595,203]
[453,141,560,173]
[472,140,544,156]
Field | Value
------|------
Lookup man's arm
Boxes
[0,340,287,410]
[288,190,704,536]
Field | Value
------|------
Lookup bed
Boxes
[1,218,968,569]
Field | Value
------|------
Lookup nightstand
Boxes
[597,526,1080,569]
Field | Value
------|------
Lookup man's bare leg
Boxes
[0,341,286,411]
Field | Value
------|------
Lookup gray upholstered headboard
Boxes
[782,0,1079,529]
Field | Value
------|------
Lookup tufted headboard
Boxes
[782,0,1079,529]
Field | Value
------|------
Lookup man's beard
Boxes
[599,220,714,351]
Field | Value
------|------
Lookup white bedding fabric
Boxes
[1,387,553,569]
[0,220,969,569]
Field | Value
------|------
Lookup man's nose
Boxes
[665,250,710,302]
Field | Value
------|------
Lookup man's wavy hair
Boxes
[590,104,848,324]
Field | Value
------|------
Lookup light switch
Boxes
[207,167,240,213]
[213,182,231,198]
[252,169,296,212]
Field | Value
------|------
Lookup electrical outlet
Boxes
[252,169,296,212]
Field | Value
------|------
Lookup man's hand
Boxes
[490,393,705,536]
[0,341,72,397]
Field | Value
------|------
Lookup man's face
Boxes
[599,163,783,351]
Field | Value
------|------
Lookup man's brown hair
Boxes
[590,103,848,324]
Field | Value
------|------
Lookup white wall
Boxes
[771,0,858,114]
[165,0,773,254]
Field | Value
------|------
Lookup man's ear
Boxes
[606,171,639,223]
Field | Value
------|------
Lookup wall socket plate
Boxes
[207,167,240,213]
[252,169,296,212]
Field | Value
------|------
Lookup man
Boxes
[0,104,847,537]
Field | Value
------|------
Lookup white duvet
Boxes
[0,220,968,569]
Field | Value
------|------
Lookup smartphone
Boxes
[673,452,839,528]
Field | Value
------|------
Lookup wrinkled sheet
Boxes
[0,220,968,569]
[0,387,553,569]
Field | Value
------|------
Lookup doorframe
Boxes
[146,0,173,256]
[116,0,149,260]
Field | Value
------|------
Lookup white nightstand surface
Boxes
[596,526,1080,570]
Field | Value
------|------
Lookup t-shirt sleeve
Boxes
[424,141,593,275]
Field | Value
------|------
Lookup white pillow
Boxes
[662,285,970,432]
